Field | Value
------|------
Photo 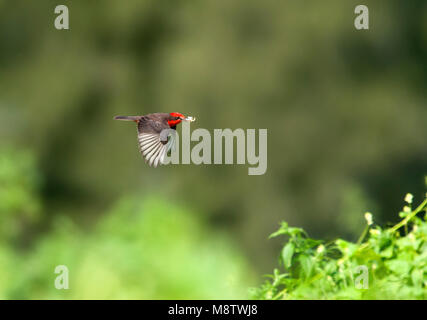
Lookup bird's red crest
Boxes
[168,112,185,127]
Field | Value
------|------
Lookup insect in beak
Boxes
[183,116,196,122]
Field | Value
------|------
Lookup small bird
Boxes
[114,112,196,167]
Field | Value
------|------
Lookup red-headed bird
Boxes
[114,112,195,167]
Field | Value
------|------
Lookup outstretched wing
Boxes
[137,117,174,167]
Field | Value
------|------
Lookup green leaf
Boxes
[287,227,305,236]
[281,243,295,268]
[399,211,408,218]
[299,255,313,278]
[335,239,357,257]
[411,269,423,287]
[269,222,289,238]
[385,260,411,274]
[380,245,394,258]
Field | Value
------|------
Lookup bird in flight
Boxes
[114,112,196,167]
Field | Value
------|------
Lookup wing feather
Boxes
[146,142,161,160]
[136,117,174,167]
[141,140,158,153]
[156,145,168,167]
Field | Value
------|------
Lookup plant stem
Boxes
[357,224,370,245]
[390,198,427,233]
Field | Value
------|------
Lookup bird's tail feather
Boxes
[114,116,140,121]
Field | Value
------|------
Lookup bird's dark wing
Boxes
[137,117,174,167]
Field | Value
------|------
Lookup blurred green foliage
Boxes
[0,0,426,290]
[253,192,427,299]
[0,148,41,240]
[0,148,253,299]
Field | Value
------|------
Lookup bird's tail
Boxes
[114,116,140,122]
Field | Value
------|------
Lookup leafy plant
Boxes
[252,189,427,299]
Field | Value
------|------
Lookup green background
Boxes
[0,0,426,299]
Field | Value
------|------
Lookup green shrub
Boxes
[5,196,253,299]
[252,191,427,299]
[0,148,253,299]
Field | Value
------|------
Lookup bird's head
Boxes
[168,112,196,127]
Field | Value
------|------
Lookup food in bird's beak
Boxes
[184,116,196,122]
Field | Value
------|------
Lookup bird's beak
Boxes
[183,116,196,122]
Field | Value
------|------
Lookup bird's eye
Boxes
[175,117,181,120]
